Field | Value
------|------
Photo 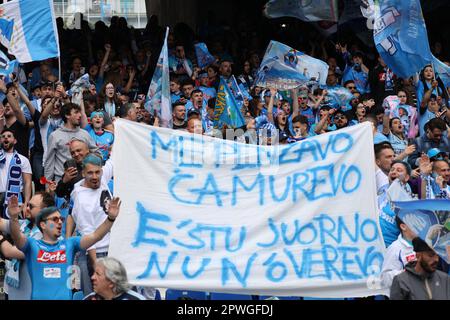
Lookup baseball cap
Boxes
[427,148,444,160]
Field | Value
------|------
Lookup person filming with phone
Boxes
[55,139,89,200]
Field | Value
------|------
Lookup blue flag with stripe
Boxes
[255,41,329,89]
[432,55,450,89]
[145,27,171,128]
[394,200,450,264]
[264,0,338,22]
[194,43,216,69]
[214,78,245,129]
[373,0,432,78]
[0,50,18,78]
[0,0,59,63]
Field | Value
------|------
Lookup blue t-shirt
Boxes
[379,204,400,248]
[299,107,315,128]
[85,125,114,161]
[23,237,81,300]
[171,92,183,104]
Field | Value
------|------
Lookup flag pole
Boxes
[58,56,61,82]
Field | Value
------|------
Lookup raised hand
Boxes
[107,197,122,220]
[7,195,21,219]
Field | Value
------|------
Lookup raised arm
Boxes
[98,44,112,80]
[267,88,277,124]
[16,82,36,116]
[77,92,89,129]
[8,196,28,250]
[0,234,25,259]
[291,89,299,118]
[123,69,136,94]
[382,108,391,135]
[420,80,438,114]
[7,88,26,126]
[39,97,56,125]
[80,198,121,250]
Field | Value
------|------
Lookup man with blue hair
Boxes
[8,194,122,300]
[65,152,114,296]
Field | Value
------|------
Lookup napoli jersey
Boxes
[23,237,81,300]
[85,125,114,161]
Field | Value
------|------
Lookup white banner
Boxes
[110,120,387,298]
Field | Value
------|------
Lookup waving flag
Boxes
[264,0,338,22]
[194,43,216,69]
[394,200,450,264]
[0,0,59,63]
[373,0,432,78]
[324,85,354,108]
[214,77,245,129]
[255,40,329,89]
[0,50,18,78]
[432,55,450,89]
[146,27,171,128]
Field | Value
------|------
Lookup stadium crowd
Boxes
[0,11,449,300]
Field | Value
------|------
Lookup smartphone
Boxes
[64,159,77,170]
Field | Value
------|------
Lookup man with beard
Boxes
[333,109,350,130]
[390,237,450,300]
[8,194,122,300]
[65,153,114,295]
[0,129,32,219]
[44,103,97,183]
[0,80,28,158]
[55,139,90,200]
[172,102,187,130]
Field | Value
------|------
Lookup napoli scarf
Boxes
[2,151,22,219]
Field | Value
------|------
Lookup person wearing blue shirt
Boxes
[170,76,184,104]
[84,112,114,162]
[338,46,370,94]
[169,45,193,80]
[418,79,444,136]
[197,71,216,102]
[8,195,122,300]
[416,65,447,111]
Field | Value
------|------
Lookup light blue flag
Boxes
[146,27,171,128]
[373,0,432,78]
[264,0,338,22]
[432,55,450,89]
[194,43,216,69]
[0,0,59,63]
[238,83,253,101]
[394,200,450,264]
[0,50,18,78]
[323,85,354,108]
[256,41,329,89]
[214,77,245,129]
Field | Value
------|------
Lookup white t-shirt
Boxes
[0,152,32,193]
[70,160,113,253]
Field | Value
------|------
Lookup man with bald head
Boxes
[55,139,90,199]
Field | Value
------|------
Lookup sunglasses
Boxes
[347,86,356,90]
[27,203,38,210]
[45,216,65,223]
